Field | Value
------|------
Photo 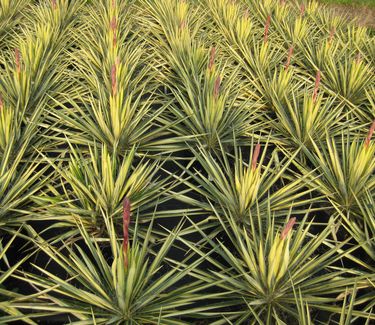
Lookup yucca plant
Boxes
[0,0,31,48]
[47,0,169,154]
[269,81,348,150]
[0,0,374,323]
[170,140,320,225]
[0,0,84,230]
[178,206,374,324]
[297,121,375,213]
[321,51,374,109]
[294,281,374,325]
[332,191,375,272]
[32,144,174,241]
[141,0,259,151]
[14,206,208,324]
[0,226,45,324]
[202,0,286,108]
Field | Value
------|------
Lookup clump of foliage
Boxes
[0,0,374,324]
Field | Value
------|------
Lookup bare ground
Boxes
[327,4,375,28]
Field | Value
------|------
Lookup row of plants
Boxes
[0,0,374,324]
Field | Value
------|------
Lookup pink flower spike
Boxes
[365,120,375,148]
[213,75,221,99]
[243,8,249,19]
[312,70,321,103]
[0,94,3,110]
[300,4,305,16]
[51,0,57,10]
[208,47,216,70]
[281,217,296,240]
[110,16,117,32]
[355,52,362,64]
[264,15,271,43]
[111,64,117,96]
[122,197,131,268]
[251,143,261,171]
[15,48,21,75]
[285,45,294,70]
[328,27,335,44]
[280,0,286,5]
[180,19,186,30]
